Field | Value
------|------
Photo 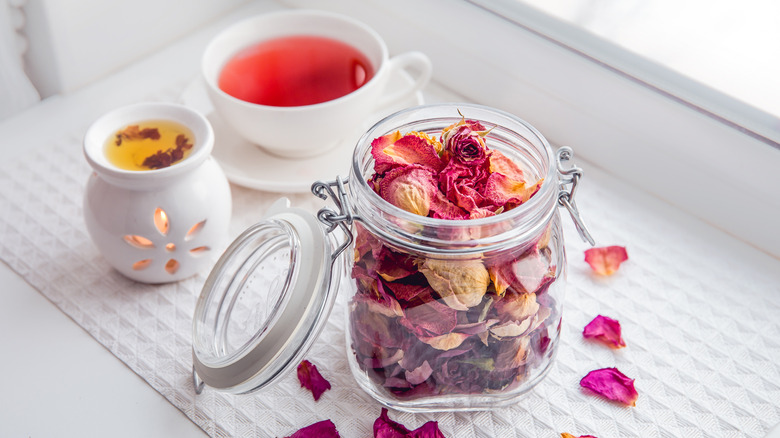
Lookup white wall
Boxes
[22,0,248,97]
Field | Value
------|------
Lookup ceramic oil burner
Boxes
[83,102,231,283]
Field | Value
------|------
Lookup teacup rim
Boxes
[201,9,390,112]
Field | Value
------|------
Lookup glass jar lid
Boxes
[192,198,341,394]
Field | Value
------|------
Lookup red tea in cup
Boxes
[218,35,375,107]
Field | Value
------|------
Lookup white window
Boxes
[281,0,780,257]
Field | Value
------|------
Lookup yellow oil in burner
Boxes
[104,120,195,171]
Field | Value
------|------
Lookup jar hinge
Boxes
[312,176,361,261]
[556,146,595,245]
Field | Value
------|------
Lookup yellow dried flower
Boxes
[419,258,490,310]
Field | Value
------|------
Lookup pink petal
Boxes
[400,289,458,337]
[487,262,513,296]
[580,367,638,406]
[354,222,382,261]
[404,360,434,385]
[385,282,430,302]
[372,132,444,175]
[510,249,555,294]
[374,408,447,438]
[418,332,471,351]
[371,131,404,174]
[379,166,438,216]
[296,360,332,401]
[584,246,628,276]
[429,190,468,220]
[583,315,626,349]
[488,150,525,181]
[561,434,598,438]
[437,159,491,214]
[285,419,341,438]
[375,246,417,282]
[482,173,543,209]
[487,248,555,297]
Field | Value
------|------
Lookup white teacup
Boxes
[202,9,432,159]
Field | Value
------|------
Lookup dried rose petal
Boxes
[418,332,471,351]
[379,166,438,216]
[373,407,447,438]
[583,315,626,349]
[405,360,434,385]
[384,280,429,302]
[483,173,543,209]
[494,336,531,370]
[584,246,628,276]
[510,249,555,294]
[419,258,490,310]
[296,360,332,401]
[353,222,381,261]
[437,159,490,213]
[285,419,340,438]
[561,434,598,438]
[580,367,638,406]
[488,150,525,181]
[490,319,533,338]
[493,292,539,324]
[375,246,417,282]
[352,292,403,318]
[400,288,458,337]
[429,190,467,220]
[371,131,444,174]
[351,299,406,349]
[487,263,513,297]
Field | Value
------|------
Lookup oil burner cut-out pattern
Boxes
[125,207,209,275]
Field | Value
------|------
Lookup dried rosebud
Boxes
[584,246,628,276]
[379,166,438,216]
[583,315,626,349]
[284,419,341,438]
[296,360,331,401]
[443,124,488,165]
[373,407,447,438]
[580,367,638,406]
[419,258,490,310]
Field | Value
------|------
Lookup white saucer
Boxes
[180,72,424,193]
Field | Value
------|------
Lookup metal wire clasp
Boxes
[557,146,595,245]
[311,176,360,261]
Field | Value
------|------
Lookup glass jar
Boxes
[191,103,592,411]
[344,104,573,411]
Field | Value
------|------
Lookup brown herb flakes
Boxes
[142,134,193,169]
[115,125,161,146]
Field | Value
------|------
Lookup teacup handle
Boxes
[375,51,433,110]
